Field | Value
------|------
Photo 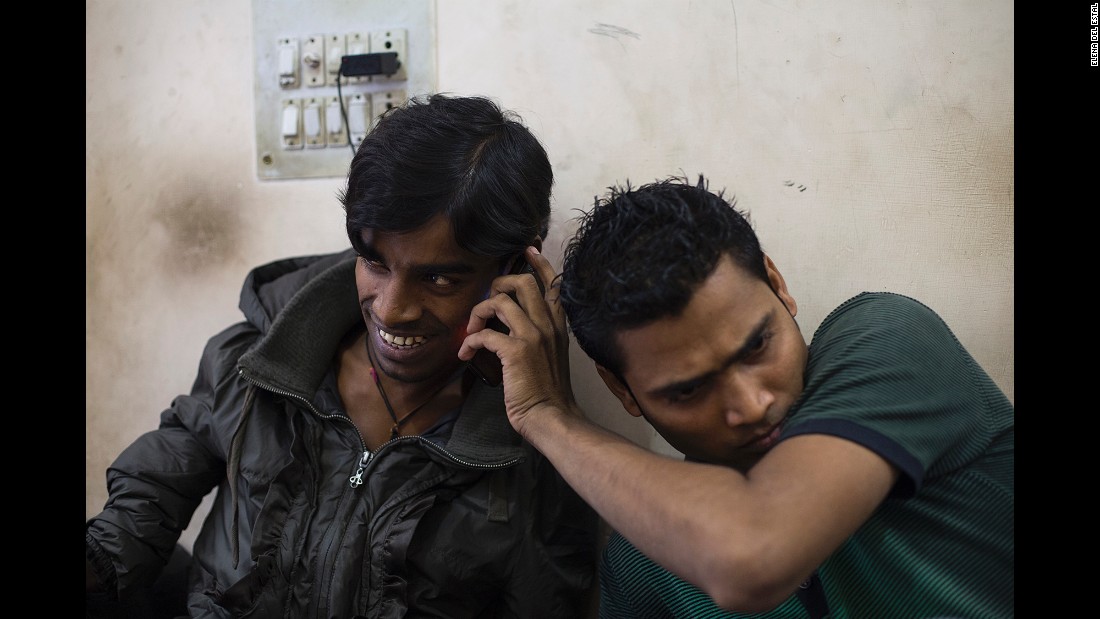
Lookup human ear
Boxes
[596,365,645,418]
[763,254,798,318]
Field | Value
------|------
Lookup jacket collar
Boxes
[237,252,526,464]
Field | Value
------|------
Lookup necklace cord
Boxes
[365,336,460,439]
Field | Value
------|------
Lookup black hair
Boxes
[339,93,552,259]
[559,174,770,377]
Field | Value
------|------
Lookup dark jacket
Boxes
[86,249,598,618]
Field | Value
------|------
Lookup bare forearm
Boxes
[519,405,768,601]
[522,406,896,610]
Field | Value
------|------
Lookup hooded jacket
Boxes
[86,249,598,618]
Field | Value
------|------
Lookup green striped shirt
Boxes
[598,292,1014,618]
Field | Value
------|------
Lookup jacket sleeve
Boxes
[85,321,259,600]
[501,448,600,618]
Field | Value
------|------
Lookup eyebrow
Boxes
[359,244,478,276]
[647,310,776,400]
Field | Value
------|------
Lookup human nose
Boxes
[720,370,774,428]
[371,278,421,325]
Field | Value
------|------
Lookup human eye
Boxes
[665,380,707,405]
[425,273,458,289]
[745,330,774,360]
[670,386,700,404]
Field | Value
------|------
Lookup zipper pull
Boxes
[348,450,371,488]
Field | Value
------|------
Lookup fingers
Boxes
[525,246,555,296]
[459,246,567,359]
[524,246,569,345]
[459,247,576,421]
[459,297,508,360]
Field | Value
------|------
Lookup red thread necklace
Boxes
[365,337,460,440]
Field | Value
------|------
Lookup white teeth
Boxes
[378,329,427,348]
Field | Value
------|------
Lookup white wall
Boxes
[87,0,1013,561]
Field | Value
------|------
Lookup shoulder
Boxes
[793,292,1009,493]
[820,292,949,332]
[811,292,962,362]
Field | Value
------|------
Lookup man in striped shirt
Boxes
[460,174,1013,618]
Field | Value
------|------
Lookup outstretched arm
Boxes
[459,247,896,612]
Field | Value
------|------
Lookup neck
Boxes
[337,327,469,448]
[362,331,466,436]
[361,333,463,402]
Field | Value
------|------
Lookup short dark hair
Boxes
[560,174,769,377]
[340,93,552,259]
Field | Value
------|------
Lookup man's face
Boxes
[355,213,503,385]
[606,254,808,471]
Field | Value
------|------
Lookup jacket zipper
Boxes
[239,369,373,489]
[239,369,524,489]
[348,451,370,488]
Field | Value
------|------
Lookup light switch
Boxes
[325,96,347,147]
[303,98,324,148]
[277,38,298,88]
[347,93,371,148]
[344,32,370,84]
[281,99,302,149]
[325,34,346,86]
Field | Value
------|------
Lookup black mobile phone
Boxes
[468,256,538,387]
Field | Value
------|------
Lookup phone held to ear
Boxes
[468,256,540,387]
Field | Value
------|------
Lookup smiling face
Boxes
[600,254,809,471]
[355,214,505,386]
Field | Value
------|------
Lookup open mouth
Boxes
[379,328,427,349]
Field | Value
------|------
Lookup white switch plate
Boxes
[252,0,437,180]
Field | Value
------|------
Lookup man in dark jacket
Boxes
[86,94,598,618]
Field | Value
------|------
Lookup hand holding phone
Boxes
[468,255,543,387]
